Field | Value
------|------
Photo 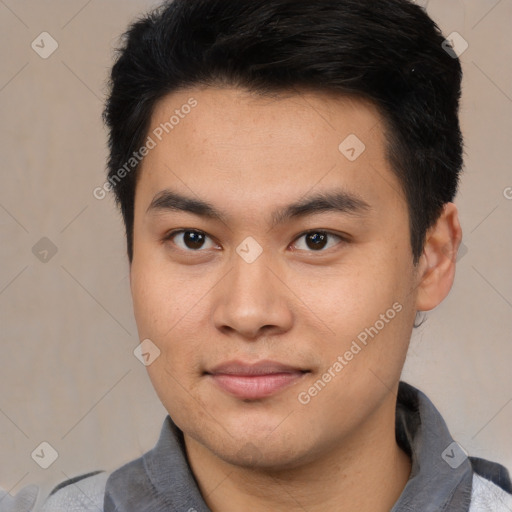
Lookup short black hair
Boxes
[103,0,463,264]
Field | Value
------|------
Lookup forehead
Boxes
[135,86,406,220]
[149,86,384,150]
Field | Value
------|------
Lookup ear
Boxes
[415,202,462,312]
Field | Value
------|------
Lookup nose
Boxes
[211,249,294,340]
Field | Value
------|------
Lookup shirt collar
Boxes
[391,381,473,511]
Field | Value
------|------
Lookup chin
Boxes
[217,440,311,471]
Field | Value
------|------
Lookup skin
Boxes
[129,86,462,511]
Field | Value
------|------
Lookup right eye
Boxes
[163,229,219,252]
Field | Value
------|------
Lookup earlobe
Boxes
[415,202,462,312]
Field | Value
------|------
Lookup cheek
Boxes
[130,255,190,338]
[132,265,206,417]
[130,259,207,373]
[316,258,407,330]
[311,248,415,374]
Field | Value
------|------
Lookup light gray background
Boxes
[0,0,511,504]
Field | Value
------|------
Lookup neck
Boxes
[184,393,411,512]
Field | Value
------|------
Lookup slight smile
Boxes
[205,360,311,400]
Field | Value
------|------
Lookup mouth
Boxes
[205,360,310,400]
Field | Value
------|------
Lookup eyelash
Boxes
[162,229,349,254]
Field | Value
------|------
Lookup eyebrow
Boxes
[146,188,371,228]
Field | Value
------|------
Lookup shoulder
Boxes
[40,471,109,512]
[0,484,39,511]
[469,457,512,511]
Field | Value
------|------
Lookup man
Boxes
[29,0,512,510]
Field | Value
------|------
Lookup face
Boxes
[130,86,421,469]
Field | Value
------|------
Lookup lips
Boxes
[206,360,309,400]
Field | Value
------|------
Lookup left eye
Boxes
[163,230,344,252]
[291,231,343,252]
